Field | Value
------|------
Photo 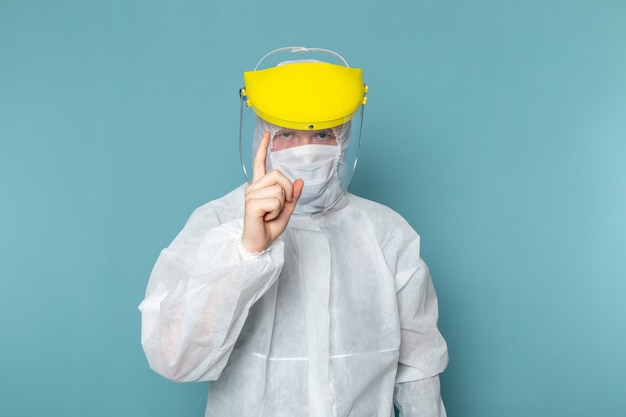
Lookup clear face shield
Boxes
[239,47,368,214]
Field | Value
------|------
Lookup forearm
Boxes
[139,221,284,382]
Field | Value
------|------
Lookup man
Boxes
[140,47,448,416]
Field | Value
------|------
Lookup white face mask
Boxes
[270,144,340,206]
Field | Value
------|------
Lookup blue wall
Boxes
[1,1,625,416]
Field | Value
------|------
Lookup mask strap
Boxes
[253,46,350,70]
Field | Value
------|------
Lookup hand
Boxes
[241,131,304,253]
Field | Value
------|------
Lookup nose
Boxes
[295,133,313,146]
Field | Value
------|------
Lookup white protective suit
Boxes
[139,184,449,416]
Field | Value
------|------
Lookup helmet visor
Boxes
[239,107,364,214]
[238,47,367,214]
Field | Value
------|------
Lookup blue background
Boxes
[1,1,625,416]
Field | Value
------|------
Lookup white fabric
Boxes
[139,185,448,417]
[270,144,341,205]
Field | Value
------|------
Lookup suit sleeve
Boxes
[139,205,284,382]
[392,221,449,416]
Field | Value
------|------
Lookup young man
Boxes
[140,47,448,417]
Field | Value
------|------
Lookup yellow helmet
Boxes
[240,47,368,130]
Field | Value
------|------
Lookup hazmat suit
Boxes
[139,47,448,417]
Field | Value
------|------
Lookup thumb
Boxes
[292,179,304,201]
[278,179,304,220]
[290,179,304,206]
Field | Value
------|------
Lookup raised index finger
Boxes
[252,131,271,183]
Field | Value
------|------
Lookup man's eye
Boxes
[317,133,329,139]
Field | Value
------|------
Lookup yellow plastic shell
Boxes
[242,62,366,130]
